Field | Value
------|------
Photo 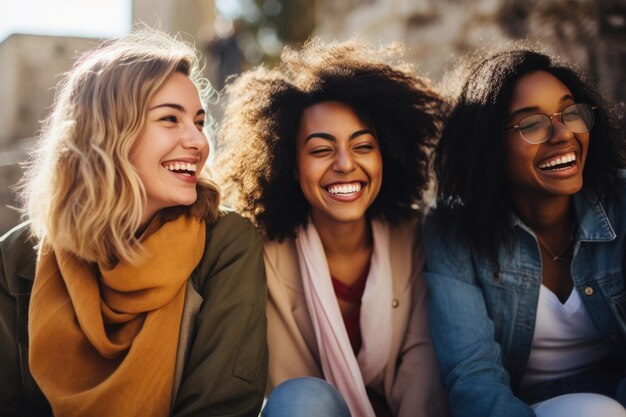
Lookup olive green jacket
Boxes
[0,212,268,417]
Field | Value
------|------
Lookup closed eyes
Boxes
[307,143,375,156]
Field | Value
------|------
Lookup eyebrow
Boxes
[149,103,205,116]
[508,94,575,120]
[304,129,374,143]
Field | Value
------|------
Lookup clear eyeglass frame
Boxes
[504,103,596,144]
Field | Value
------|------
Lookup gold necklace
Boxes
[535,222,576,262]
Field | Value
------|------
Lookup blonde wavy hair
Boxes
[19,29,220,267]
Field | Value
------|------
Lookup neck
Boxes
[510,193,573,234]
[311,214,372,256]
[136,210,159,239]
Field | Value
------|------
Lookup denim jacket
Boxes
[422,180,626,417]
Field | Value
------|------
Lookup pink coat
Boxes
[264,218,449,417]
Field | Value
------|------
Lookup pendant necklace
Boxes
[535,222,576,262]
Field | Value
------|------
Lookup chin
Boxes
[544,184,583,197]
[331,213,368,224]
[175,195,199,207]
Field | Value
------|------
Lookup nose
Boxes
[332,147,356,173]
[182,122,209,152]
[547,114,574,144]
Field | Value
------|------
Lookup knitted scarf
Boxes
[29,215,205,417]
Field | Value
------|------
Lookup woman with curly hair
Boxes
[0,29,267,417]
[423,48,626,417]
[213,38,448,417]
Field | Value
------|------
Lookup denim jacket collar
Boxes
[510,186,616,243]
[573,188,616,242]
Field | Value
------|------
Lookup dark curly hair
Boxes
[213,37,446,240]
[434,48,626,265]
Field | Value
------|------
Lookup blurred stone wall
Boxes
[133,0,218,83]
[315,0,626,105]
[0,1,218,235]
[2,0,624,235]
[0,34,99,234]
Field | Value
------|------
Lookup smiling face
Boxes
[504,70,590,202]
[130,71,209,226]
[295,101,383,228]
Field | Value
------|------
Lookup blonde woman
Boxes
[0,29,267,417]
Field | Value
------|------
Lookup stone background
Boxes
[1,0,624,234]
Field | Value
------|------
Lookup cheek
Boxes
[504,139,532,175]
[128,144,142,170]
[366,153,383,182]
[579,133,591,158]
[297,163,317,193]
[202,140,210,160]
[199,147,210,170]
[294,158,308,189]
[296,152,322,183]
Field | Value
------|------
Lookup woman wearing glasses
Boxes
[423,48,626,417]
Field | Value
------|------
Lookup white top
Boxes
[521,284,611,387]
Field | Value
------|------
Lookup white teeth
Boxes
[163,162,197,172]
[327,183,362,195]
[538,153,576,169]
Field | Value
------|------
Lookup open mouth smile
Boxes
[324,181,365,201]
[162,161,198,182]
[537,152,576,172]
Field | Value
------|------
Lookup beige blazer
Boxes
[264,219,448,417]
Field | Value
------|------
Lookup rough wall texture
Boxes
[1,0,624,235]
[315,0,626,104]
[0,35,97,233]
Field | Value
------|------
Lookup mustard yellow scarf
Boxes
[29,215,205,417]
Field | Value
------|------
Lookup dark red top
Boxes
[331,264,392,417]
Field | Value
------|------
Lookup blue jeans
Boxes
[262,377,352,417]
[516,365,626,408]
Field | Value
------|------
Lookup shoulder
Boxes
[204,210,262,250]
[386,216,421,267]
[1,221,35,252]
[609,168,626,201]
[421,206,449,253]
[263,237,297,267]
[614,169,626,205]
[193,210,265,294]
[604,169,626,237]
[421,205,462,249]
[196,210,263,277]
[421,206,475,276]
[388,215,421,243]
[0,222,37,295]
[263,236,301,291]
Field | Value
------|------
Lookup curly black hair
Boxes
[213,37,446,240]
[433,47,626,264]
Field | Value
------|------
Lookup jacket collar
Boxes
[573,187,616,242]
[270,219,415,296]
[511,186,616,243]
[18,261,36,282]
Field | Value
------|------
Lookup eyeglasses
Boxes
[505,103,596,144]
